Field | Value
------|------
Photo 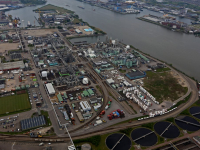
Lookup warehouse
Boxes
[57,94,63,102]
[46,83,55,95]
[80,101,91,112]
[75,29,82,34]
[126,70,146,80]
[90,98,98,104]
[0,61,25,71]
[87,89,94,96]
[76,112,84,122]
[0,79,5,89]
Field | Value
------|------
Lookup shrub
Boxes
[73,135,101,147]
[119,128,132,136]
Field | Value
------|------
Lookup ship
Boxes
[191,21,200,25]
[27,21,31,27]
[78,6,85,9]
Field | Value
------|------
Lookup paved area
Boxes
[0,141,70,150]
[21,29,57,37]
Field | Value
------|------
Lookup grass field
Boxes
[0,93,31,115]
[34,4,73,14]
[144,71,188,103]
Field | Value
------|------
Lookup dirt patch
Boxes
[22,29,57,36]
[75,26,93,35]
[0,43,19,53]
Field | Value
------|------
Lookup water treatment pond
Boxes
[106,133,131,150]
[175,116,200,131]
[190,106,200,119]
[131,128,157,147]
[154,121,180,139]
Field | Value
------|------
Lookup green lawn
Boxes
[155,67,171,72]
[119,69,126,73]
[34,4,73,14]
[72,18,81,24]
[0,93,31,115]
[144,71,188,103]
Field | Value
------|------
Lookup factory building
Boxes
[0,61,25,71]
[75,29,82,34]
[126,69,146,80]
[46,83,55,95]
[80,101,91,112]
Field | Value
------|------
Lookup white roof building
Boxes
[46,83,55,95]
[106,78,115,84]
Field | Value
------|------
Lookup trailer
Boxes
[76,112,84,122]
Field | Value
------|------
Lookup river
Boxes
[5,0,200,81]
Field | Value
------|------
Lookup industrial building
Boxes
[46,83,55,95]
[0,78,5,89]
[112,54,138,68]
[57,94,63,103]
[126,69,146,80]
[0,61,25,71]
[76,112,84,122]
[75,29,82,34]
[80,101,91,112]
[63,111,69,120]
[20,115,46,131]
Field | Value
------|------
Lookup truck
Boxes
[30,132,42,138]
[95,120,103,125]
[108,100,112,108]
[107,109,125,120]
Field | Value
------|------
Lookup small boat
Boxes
[66,5,70,7]
[93,9,95,11]
[78,6,85,9]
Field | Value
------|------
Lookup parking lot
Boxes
[28,88,43,108]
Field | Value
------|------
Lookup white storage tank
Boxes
[42,71,47,77]
[82,78,89,84]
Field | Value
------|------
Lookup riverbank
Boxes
[76,0,140,15]
[137,16,200,36]
[33,4,106,35]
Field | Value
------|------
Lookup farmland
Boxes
[0,93,31,116]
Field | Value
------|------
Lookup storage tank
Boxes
[82,78,89,84]
[42,71,47,77]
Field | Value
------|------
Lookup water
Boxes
[131,128,157,146]
[5,0,200,80]
[106,133,131,150]
[190,107,200,119]
[6,6,41,27]
[154,121,180,139]
[175,116,200,131]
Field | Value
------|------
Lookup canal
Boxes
[6,0,200,80]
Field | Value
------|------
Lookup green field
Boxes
[0,93,31,116]
[144,71,188,103]
[34,4,73,14]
